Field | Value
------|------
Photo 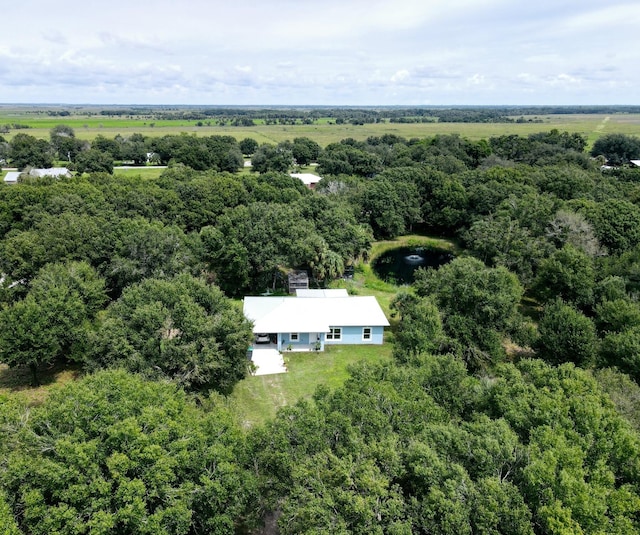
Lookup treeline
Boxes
[10,105,640,128]
[2,127,640,532]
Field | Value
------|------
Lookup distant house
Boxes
[290,173,321,189]
[243,291,390,352]
[29,167,71,179]
[631,160,640,168]
[4,167,72,185]
[3,171,21,185]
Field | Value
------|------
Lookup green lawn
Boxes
[228,343,393,428]
[112,167,166,179]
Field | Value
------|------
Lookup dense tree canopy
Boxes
[88,274,252,392]
[1,370,258,534]
[3,125,640,533]
[591,133,640,165]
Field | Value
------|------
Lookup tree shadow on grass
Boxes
[0,362,82,405]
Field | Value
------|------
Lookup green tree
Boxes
[533,245,595,309]
[239,137,259,155]
[599,328,640,383]
[91,134,122,159]
[106,218,196,296]
[0,489,20,535]
[50,124,84,162]
[88,274,252,392]
[464,215,548,286]
[391,292,444,361]
[415,257,524,364]
[0,261,106,384]
[591,133,640,165]
[9,133,53,170]
[583,199,640,254]
[74,149,114,174]
[358,178,421,239]
[292,137,322,165]
[251,143,294,173]
[535,299,597,366]
[2,370,258,534]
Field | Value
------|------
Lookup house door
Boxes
[309,332,320,350]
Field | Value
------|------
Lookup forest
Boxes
[1,121,640,534]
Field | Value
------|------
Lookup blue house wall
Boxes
[325,325,385,345]
[276,326,385,351]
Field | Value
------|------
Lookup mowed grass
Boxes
[3,112,640,147]
[113,167,166,179]
[229,343,393,428]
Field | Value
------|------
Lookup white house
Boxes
[290,173,321,189]
[29,167,71,179]
[243,290,389,351]
[3,171,21,185]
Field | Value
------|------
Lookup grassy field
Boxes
[113,166,166,179]
[3,110,640,148]
[228,343,393,428]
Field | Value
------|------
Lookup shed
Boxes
[287,270,309,294]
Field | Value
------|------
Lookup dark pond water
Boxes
[372,246,454,285]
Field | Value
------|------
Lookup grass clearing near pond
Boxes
[229,343,393,428]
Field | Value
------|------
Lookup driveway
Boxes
[251,348,287,376]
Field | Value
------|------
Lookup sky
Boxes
[1,0,638,105]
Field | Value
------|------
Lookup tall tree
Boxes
[9,133,53,170]
[88,274,252,392]
[591,133,640,165]
[0,261,106,384]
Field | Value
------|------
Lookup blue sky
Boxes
[1,0,638,105]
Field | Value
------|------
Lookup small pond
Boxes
[372,246,454,285]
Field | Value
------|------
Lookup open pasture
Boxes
[2,107,640,147]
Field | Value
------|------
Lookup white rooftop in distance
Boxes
[290,173,321,186]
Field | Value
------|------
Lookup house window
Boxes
[326,327,342,341]
[362,327,372,341]
[290,333,299,342]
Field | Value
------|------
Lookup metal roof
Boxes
[244,295,389,333]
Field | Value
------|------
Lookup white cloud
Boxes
[0,0,638,104]
[390,70,410,83]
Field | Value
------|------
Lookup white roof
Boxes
[30,167,71,178]
[3,171,21,184]
[296,289,349,298]
[244,295,389,334]
[630,160,640,167]
[290,173,321,186]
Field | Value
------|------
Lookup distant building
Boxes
[290,173,321,189]
[630,160,640,168]
[3,171,21,185]
[29,167,71,179]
